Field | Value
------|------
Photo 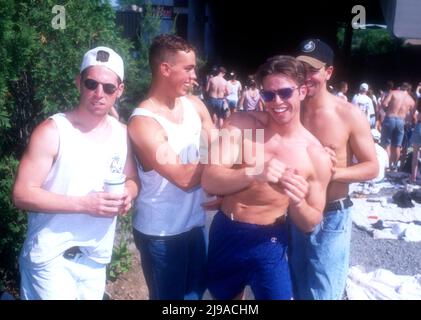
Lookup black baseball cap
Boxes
[296,39,334,69]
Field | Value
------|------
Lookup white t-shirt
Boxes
[226,80,242,102]
[352,93,375,121]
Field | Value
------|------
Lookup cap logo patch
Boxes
[96,50,110,62]
[302,41,315,52]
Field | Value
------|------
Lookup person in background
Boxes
[335,81,348,101]
[238,75,263,112]
[410,100,421,184]
[352,83,376,128]
[206,66,228,128]
[381,82,416,171]
[226,71,242,115]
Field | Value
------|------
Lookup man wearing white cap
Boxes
[13,46,139,299]
[351,83,376,128]
[288,39,379,300]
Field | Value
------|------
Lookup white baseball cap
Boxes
[80,46,124,81]
[360,83,369,91]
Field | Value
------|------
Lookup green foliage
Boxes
[0,0,134,157]
[352,29,397,55]
[336,25,397,56]
[107,213,133,282]
[0,156,26,291]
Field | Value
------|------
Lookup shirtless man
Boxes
[290,39,379,300]
[381,82,416,169]
[201,56,332,300]
[206,66,228,128]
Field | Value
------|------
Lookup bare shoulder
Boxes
[225,111,268,130]
[334,95,365,120]
[24,117,60,157]
[32,118,59,141]
[128,106,164,143]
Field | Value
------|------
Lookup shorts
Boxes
[411,123,421,145]
[208,98,227,119]
[206,211,292,300]
[381,116,405,147]
[227,99,238,109]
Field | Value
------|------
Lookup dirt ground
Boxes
[105,247,149,300]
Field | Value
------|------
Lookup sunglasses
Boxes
[260,87,297,102]
[84,79,118,95]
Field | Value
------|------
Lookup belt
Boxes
[324,196,353,212]
[63,246,82,259]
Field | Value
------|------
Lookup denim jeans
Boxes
[289,207,353,300]
[133,227,207,300]
[381,116,405,147]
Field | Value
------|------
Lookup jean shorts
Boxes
[381,116,405,147]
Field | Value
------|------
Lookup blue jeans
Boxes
[133,227,206,300]
[289,207,352,300]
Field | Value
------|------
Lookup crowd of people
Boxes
[11,33,420,301]
[332,79,420,183]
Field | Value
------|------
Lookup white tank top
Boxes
[130,96,205,236]
[20,113,128,266]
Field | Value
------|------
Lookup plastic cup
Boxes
[104,173,126,195]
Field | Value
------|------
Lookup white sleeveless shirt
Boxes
[20,113,127,266]
[130,96,205,236]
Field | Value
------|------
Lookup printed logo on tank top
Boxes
[109,154,124,173]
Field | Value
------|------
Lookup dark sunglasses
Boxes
[84,79,118,95]
[260,87,297,102]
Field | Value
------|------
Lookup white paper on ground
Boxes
[346,265,421,300]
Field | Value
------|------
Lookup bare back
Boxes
[384,90,415,119]
[221,112,323,225]
[207,75,228,99]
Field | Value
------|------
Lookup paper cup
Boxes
[104,173,126,195]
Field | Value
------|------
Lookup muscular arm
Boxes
[201,115,252,195]
[128,97,213,192]
[285,146,332,232]
[332,108,379,182]
[202,113,284,195]
[12,119,124,216]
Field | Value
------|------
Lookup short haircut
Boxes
[401,82,412,91]
[219,66,226,74]
[149,34,196,75]
[255,55,306,87]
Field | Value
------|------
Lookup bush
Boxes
[107,213,134,282]
[0,156,26,294]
